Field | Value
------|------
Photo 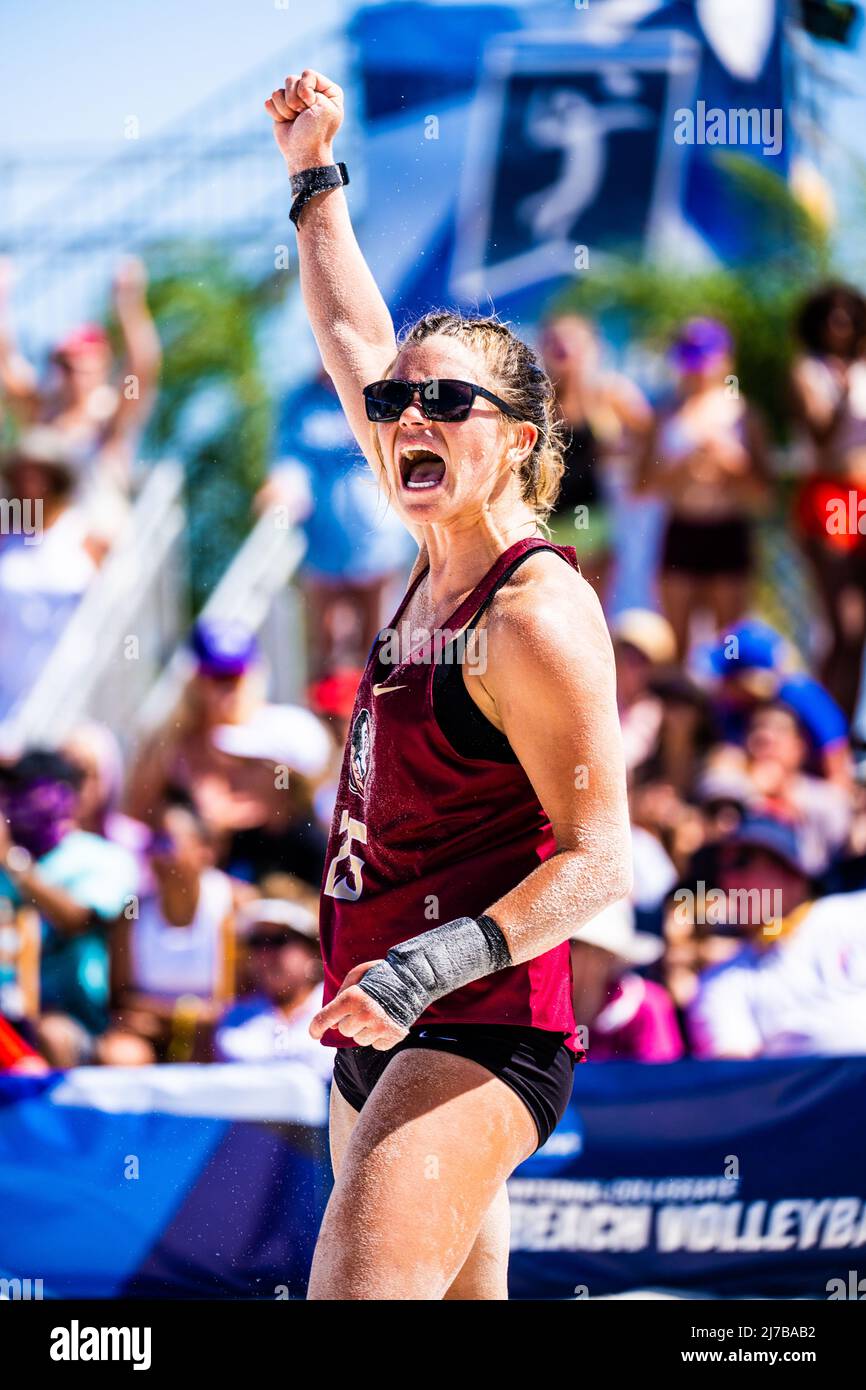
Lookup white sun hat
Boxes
[213,704,333,779]
[236,898,318,940]
[570,897,664,967]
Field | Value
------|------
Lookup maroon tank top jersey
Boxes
[318,537,582,1055]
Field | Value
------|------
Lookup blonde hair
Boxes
[370,309,567,525]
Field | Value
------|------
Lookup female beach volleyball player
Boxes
[266,69,632,1301]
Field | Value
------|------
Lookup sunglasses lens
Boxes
[364,380,411,421]
[364,379,476,422]
[248,931,294,950]
[426,380,475,421]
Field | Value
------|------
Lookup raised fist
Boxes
[265,69,344,174]
[112,255,148,302]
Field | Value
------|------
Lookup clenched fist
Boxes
[309,960,409,1051]
[265,69,344,175]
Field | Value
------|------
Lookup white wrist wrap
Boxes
[357,914,511,1031]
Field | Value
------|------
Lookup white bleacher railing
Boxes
[0,460,187,753]
[133,508,308,739]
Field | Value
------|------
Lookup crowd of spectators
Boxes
[1,265,866,1086]
[0,616,346,1077]
[0,256,160,719]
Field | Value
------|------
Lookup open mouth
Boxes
[399,445,447,491]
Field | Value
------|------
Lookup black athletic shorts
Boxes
[331,1022,578,1154]
[661,514,753,578]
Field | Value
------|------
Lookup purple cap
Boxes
[670,318,732,372]
[190,618,258,678]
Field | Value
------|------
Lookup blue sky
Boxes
[0,0,349,151]
[3,0,864,204]
[2,0,865,320]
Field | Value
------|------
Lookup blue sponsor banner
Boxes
[349,0,521,121]
[0,1064,329,1299]
[510,1056,866,1300]
[639,0,787,262]
[2,1057,863,1299]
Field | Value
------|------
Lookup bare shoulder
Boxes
[483,547,614,677]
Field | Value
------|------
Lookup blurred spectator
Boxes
[61,721,151,864]
[307,666,361,827]
[631,822,679,940]
[125,617,269,831]
[539,312,651,596]
[213,703,333,887]
[571,898,685,1062]
[629,779,706,881]
[611,608,677,780]
[110,799,242,1063]
[0,429,105,719]
[637,318,770,658]
[214,877,333,1080]
[0,750,138,1066]
[687,815,866,1058]
[0,255,160,540]
[693,762,755,845]
[738,701,850,875]
[695,619,852,789]
[256,365,413,680]
[308,666,361,750]
[790,284,866,717]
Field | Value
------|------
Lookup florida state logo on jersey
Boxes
[348,707,373,797]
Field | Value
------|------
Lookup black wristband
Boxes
[289,162,349,228]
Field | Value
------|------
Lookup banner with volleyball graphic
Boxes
[349,0,788,324]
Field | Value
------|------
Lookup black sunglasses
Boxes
[363,377,523,424]
[247,929,304,950]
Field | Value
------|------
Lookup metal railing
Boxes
[0,461,187,753]
[133,507,308,739]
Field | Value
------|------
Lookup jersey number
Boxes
[323,810,367,902]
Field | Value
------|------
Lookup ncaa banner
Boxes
[3,1057,863,1298]
[509,1056,866,1300]
[350,2,788,322]
[450,29,700,300]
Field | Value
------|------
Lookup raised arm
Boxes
[106,256,162,446]
[265,70,397,471]
[0,258,39,421]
